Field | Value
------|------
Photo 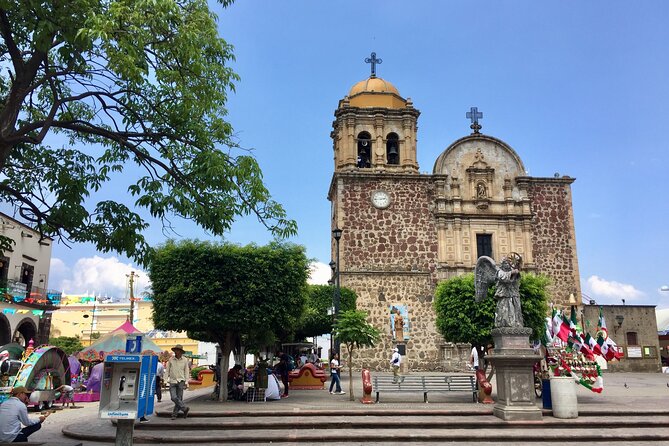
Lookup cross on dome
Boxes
[365,52,382,78]
[466,106,483,134]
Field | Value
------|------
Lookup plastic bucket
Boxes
[550,376,578,419]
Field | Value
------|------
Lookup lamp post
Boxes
[332,228,343,356]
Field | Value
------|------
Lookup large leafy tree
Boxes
[48,335,84,355]
[433,273,550,349]
[294,284,357,340]
[333,310,380,401]
[0,0,295,262]
[149,240,309,401]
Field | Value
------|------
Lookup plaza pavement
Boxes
[54,371,669,445]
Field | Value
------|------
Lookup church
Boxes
[328,55,581,371]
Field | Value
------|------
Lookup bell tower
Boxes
[331,53,420,173]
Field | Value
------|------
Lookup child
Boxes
[55,384,76,408]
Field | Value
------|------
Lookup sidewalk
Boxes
[60,371,669,444]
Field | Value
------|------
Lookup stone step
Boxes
[140,414,669,430]
[68,426,669,443]
[64,412,669,444]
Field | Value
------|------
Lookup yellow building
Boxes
[50,296,197,353]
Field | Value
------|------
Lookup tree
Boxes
[149,240,309,401]
[48,336,84,355]
[294,284,357,340]
[0,0,295,263]
[333,310,381,401]
[433,273,550,349]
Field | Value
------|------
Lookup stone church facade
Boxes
[328,73,581,371]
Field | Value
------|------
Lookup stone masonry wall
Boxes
[524,178,581,307]
[583,305,661,373]
[336,173,442,371]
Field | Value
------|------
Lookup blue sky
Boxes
[48,1,669,309]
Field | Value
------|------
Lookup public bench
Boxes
[373,375,477,403]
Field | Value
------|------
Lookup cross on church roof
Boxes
[365,52,382,78]
[466,106,483,134]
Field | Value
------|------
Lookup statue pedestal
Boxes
[488,327,542,421]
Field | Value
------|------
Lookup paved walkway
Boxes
[56,371,669,444]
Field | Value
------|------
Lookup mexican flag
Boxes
[597,306,608,338]
[585,333,603,356]
[596,307,622,361]
[569,305,582,334]
[568,334,595,360]
[605,336,623,361]
[553,310,571,342]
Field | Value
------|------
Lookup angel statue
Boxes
[475,253,524,328]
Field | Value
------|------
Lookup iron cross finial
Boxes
[466,106,483,134]
[365,52,382,78]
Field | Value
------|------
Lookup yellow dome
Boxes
[346,77,406,109]
[348,77,400,96]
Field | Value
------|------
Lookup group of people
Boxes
[296,349,321,368]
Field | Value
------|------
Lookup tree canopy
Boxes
[294,284,357,340]
[0,0,295,263]
[149,239,309,400]
[433,273,550,348]
[48,336,84,355]
[333,309,380,401]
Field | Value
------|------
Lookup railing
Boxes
[0,279,61,307]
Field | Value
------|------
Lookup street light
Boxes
[332,228,343,355]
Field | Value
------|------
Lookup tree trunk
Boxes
[217,331,235,402]
[347,344,355,401]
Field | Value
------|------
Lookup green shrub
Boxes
[191,366,206,380]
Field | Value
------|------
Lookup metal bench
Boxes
[423,375,478,403]
[373,375,426,402]
[373,375,477,403]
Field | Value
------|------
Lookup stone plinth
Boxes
[488,327,542,421]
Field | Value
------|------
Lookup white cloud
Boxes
[53,256,151,299]
[585,275,644,301]
[308,261,331,285]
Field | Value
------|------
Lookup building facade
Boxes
[50,297,201,358]
[583,304,661,373]
[0,213,60,347]
[328,73,581,371]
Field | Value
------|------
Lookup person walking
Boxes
[470,345,479,370]
[329,353,345,394]
[155,360,165,403]
[390,347,401,383]
[166,344,190,420]
[0,387,50,443]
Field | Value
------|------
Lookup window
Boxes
[626,331,638,345]
[476,234,492,258]
[386,133,399,165]
[357,132,371,168]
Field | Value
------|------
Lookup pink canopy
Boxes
[78,320,165,362]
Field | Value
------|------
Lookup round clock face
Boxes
[371,190,391,209]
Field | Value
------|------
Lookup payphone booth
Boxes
[99,336,158,421]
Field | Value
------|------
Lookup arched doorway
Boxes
[0,313,11,345]
[13,318,37,348]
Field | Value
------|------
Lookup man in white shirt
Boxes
[389,347,401,383]
[166,344,190,420]
[155,361,165,402]
[0,386,49,442]
[470,345,479,370]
